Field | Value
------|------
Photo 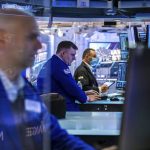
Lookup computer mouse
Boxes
[110,97,119,101]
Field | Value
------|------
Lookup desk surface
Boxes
[76,99,124,105]
[76,92,124,105]
[59,112,122,136]
[85,99,124,105]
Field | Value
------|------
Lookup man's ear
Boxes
[85,54,90,60]
[60,49,66,56]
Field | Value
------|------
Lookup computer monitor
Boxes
[89,42,120,62]
[89,42,120,50]
[116,62,127,90]
[119,48,150,150]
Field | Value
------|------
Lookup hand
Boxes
[100,84,109,93]
[87,94,100,102]
[85,90,99,95]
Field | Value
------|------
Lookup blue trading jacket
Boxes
[37,55,87,111]
[0,79,94,150]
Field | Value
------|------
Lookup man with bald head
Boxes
[0,9,95,150]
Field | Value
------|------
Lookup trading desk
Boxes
[78,93,124,112]
[59,112,122,145]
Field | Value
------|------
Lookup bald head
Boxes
[0,8,34,32]
[0,9,42,80]
[0,8,32,16]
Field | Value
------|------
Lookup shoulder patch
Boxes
[78,76,84,79]
[64,69,71,74]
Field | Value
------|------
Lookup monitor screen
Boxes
[119,48,150,150]
[89,42,120,61]
[116,62,127,90]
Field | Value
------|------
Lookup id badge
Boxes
[25,99,41,113]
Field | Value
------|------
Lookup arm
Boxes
[53,67,87,103]
[37,62,51,94]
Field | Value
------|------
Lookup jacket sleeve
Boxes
[37,64,51,95]
[53,67,87,103]
[74,68,99,93]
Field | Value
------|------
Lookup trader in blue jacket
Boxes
[0,8,95,150]
[37,41,100,111]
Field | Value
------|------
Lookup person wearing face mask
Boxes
[74,48,108,93]
[37,41,100,111]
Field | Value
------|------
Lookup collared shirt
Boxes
[0,70,25,102]
[55,54,72,75]
[82,61,92,72]
[55,54,65,63]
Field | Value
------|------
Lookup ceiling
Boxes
[51,0,150,22]
[1,0,150,21]
[2,0,150,29]
[35,1,150,34]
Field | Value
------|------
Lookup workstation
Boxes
[76,85,124,112]
[78,95,124,112]
[1,0,150,149]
